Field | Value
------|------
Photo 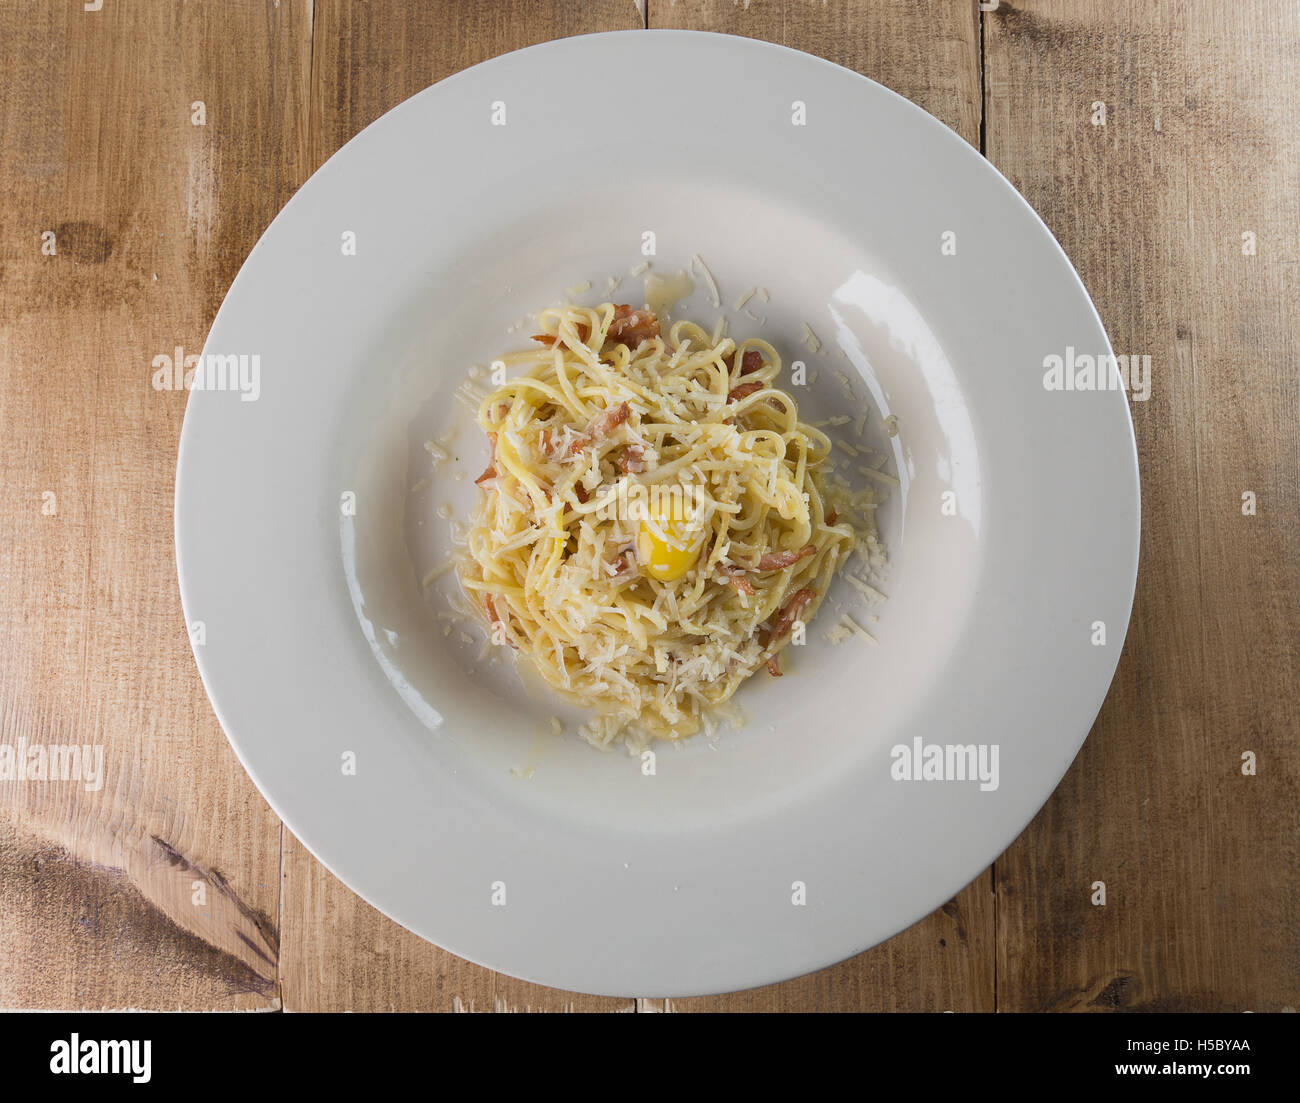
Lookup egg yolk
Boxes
[637,499,706,581]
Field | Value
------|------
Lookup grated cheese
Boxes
[691,253,722,308]
[841,613,878,645]
[857,464,901,487]
[842,572,888,604]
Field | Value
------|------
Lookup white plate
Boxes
[175,30,1139,997]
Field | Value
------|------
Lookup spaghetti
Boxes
[458,302,864,749]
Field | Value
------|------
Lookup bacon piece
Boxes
[825,508,839,526]
[590,400,630,439]
[475,436,498,484]
[572,482,590,504]
[532,322,592,348]
[608,553,634,578]
[724,571,756,596]
[606,304,660,348]
[766,587,816,649]
[723,348,764,374]
[617,444,646,474]
[752,544,816,572]
[765,655,783,677]
[568,401,630,454]
[727,381,764,403]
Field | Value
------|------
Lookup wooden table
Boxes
[1,1,1295,1012]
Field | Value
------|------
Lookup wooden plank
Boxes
[635,0,992,1011]
[277,0,644,1013]
[985,0,1300,1011]
[0,0,313,1008]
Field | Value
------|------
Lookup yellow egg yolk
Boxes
[637,498,706,581]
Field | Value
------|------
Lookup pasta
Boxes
[458,301,865,749]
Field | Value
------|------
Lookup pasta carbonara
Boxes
[458,301,867,749]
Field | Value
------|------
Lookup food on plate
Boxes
[458,302,873,748]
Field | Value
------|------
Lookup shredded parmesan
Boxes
[691,253,721,308]
[857,464,901,487]
[824,621,853,645]
[841,613,878,645]
[843,572,888,604]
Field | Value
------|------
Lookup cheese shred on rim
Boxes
[458,301,866,750]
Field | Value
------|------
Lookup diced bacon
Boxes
[569,401,630,454]
[606,304,660,348]
[727,381,764,403]
[591,401,630,439]
[475,436,498,484]
[765,655,782,677]
[724,571,755,596]
[573,482,590,504]
[532,322,591,347]
[608,553,634,578]
[825,508,839,525]
[617,444,646,474]
[723,348,765,374]
[755,544,816,571]
[768,587,816,644]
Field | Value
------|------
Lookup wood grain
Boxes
[0,0,312,1008]
[984,0,1300,1011]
